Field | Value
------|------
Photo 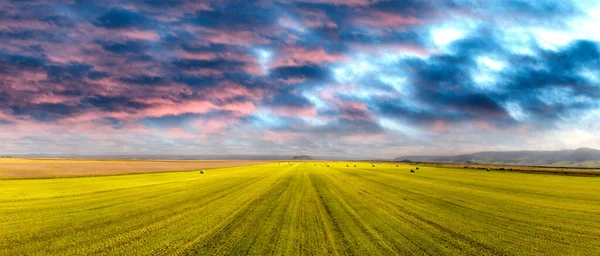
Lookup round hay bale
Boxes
[200,170,205,174]
[410,169,415,173]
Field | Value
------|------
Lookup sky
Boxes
[0,0,599,158]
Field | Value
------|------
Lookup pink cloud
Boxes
[114,29,160,40]
[0,20,55,30]
[271,106,317,117]
[178,51,217,60]
[260,130,304,143]
[297,9,338,29]
[339,101,371,121]
[271,47,347,67]
[354,11,421,28]
[30,94,77,104]
[193,27,272,46]
[208,81,264,102]
[473,120,497,132]
[343,133,385,142]
[288,0,376,6]
[430,120,447,133]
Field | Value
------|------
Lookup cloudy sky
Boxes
[0,0,599,158]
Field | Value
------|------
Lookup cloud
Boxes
[270,65,330,81]
[98,40,149,54]
[0,0,599,157]
[95,8,155,30]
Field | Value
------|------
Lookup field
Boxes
[2,162,600,255]
[413,161,600,176]
[0,158,270,179]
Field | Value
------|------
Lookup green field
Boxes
[2,162,600,255]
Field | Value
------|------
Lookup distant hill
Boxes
[292,155,312,160]
[395,148,600,168]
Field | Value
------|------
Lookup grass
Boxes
[0,158,271,179]
[2,162,600,255]
[409,161,600,176]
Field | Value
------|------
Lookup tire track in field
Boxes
[180,177,291,255]
[74,177,267,255]
[309,167,398,255]
[171,165,295,255]
[272,169,304,255]
[298,168,341,255]
[332,168,506,255]
[321,168,418,255]
[326,170,444,255]
[5,176,260,255]
[237,167,303,255]
[342,167,597,247]
[309,171,350,255]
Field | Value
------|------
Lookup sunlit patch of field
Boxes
[2,162,600,255]
[0,158,271,179]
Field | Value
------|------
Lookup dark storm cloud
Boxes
[88,71,111,80]
[11,103,80,121]
[95,8,155,30]
[0,30,70,43]
[270,65,330,80]
[0,54,47,71]
[266,90,314,108]
[99,40,149,54]
[190,2,277,30]
[391,36,599,126]
[45,63,93,82]
[171,59,246,71]
[119,75,168,86]
[171,75,219,88]
[81,96,149,113]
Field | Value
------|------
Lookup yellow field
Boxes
[2,162,600,255]
[0,158,270,179]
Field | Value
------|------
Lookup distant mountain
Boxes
[292,155,312,160]
[395,148,600,168]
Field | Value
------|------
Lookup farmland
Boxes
[2,162,600,255]
[0,158,270,179]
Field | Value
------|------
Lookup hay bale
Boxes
[410,169,415,173]
[200,170,205,174]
